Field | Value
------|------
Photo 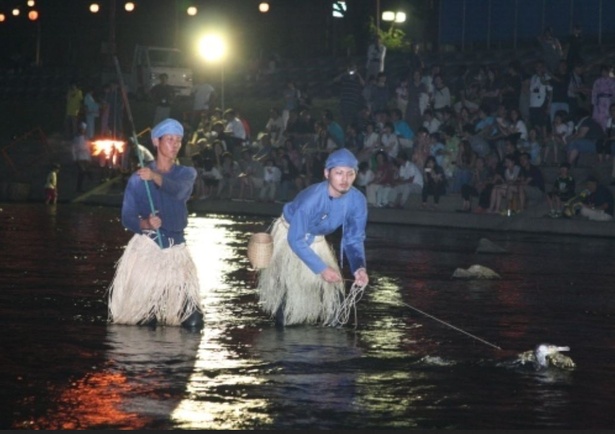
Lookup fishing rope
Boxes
[113,55,162,248]
[400,301,502,350]
[333,282,367,328]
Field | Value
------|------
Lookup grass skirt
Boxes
[257,217,345,326]
[107,233,203,326]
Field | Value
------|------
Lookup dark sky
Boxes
[1,0,408,71]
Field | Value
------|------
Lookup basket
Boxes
[247,232,273,269]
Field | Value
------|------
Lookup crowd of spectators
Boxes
[173,26,614,221]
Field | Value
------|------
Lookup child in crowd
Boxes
[543,111,572,166]
[546,162,576,218]
[44,163,60,205]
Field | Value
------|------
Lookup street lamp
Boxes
[197,33,227,112]
[382,11,406,24]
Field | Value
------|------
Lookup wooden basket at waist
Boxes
[247,232,273,269]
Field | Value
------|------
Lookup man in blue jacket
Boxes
[256,148,369,327]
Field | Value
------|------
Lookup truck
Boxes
[127,45,193,100]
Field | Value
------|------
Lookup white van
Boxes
[129,45,193,99]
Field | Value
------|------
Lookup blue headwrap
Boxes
[151,118,184,142]
[325,148,358,171]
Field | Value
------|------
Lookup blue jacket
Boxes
[283,181,367,274]
[121,163,196,248]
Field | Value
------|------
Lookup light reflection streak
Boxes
[171,216,273,429]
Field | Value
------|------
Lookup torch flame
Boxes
[91,139,126,168]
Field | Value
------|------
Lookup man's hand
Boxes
[321,267,342,283]
[354,268,369,286]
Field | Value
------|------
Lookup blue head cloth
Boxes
[151,118,184,142]
[325,148,358,171]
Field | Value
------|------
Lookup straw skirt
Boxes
[256,217,345,326]
[108,233,203,326]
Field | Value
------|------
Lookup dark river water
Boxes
[1,203,615,430]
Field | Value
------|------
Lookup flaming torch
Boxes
[91,139,126,169]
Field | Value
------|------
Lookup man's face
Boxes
[154,134,183,159]
[325,166,357,198]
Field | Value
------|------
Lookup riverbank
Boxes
[1,132,614,239]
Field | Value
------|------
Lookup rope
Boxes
[333,282,367,328]
[400,301,502,350]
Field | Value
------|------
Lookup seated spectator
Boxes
[518,151,546,210]
[544,111,572,166]
[449,138,476,194]
[460,123,490,158]
[237,148,264,200]
[259,158,282,202]
[388,150,423,208]
[458,156,493,212]
[379,121,400,160]
[345,123,363,155]
[412,126,431,168]
[223,108,247,153]
[487,154,522,214]
[546,162,575,217]
[567,109,605,166]
[277,154,301,202]
[358,121,380,163]
[355,161,375,195]
[421,155,447,209]
[422,109,442,134]
[217,151,242,199]
[390,108,415,150]
[366,150,396,207]
[264,107,285,145]
[577,175,614,221]
[198,157,223,200]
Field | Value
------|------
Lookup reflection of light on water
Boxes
[171,216,273,429]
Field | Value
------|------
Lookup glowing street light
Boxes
[124,2,135,12]
[382,10,406,24]
[259,2,270,13]
[197,33,227,112]
[187,6,198,16]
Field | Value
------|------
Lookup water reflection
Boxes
[3,204,615,429]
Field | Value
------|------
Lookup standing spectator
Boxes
[191,78,215,131]
[565,25,584,72]
[567,62,590,120]
[431,74,451,114]
[282,80,301,129]
[406,42,424,78]
[371,72,391,113]
[44,163,60,205]
[150,73,175,127]
[65,82,83,139]
[223,108,247,154]
[82,85,99,140]
[405,69,427,132]
[395,76,409,115]
[528,60,552,141]
[72,122,92,193]
[591,64,615,132]
[501,60,523,111]
[549,60,571,122]
[216,151,241,199]
[366,35,386,80]
[322,110,345,150]
[334,62,365,128]
[537,26,564,74]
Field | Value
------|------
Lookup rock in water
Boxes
[452,264,501,279]
[475,238,508,254]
